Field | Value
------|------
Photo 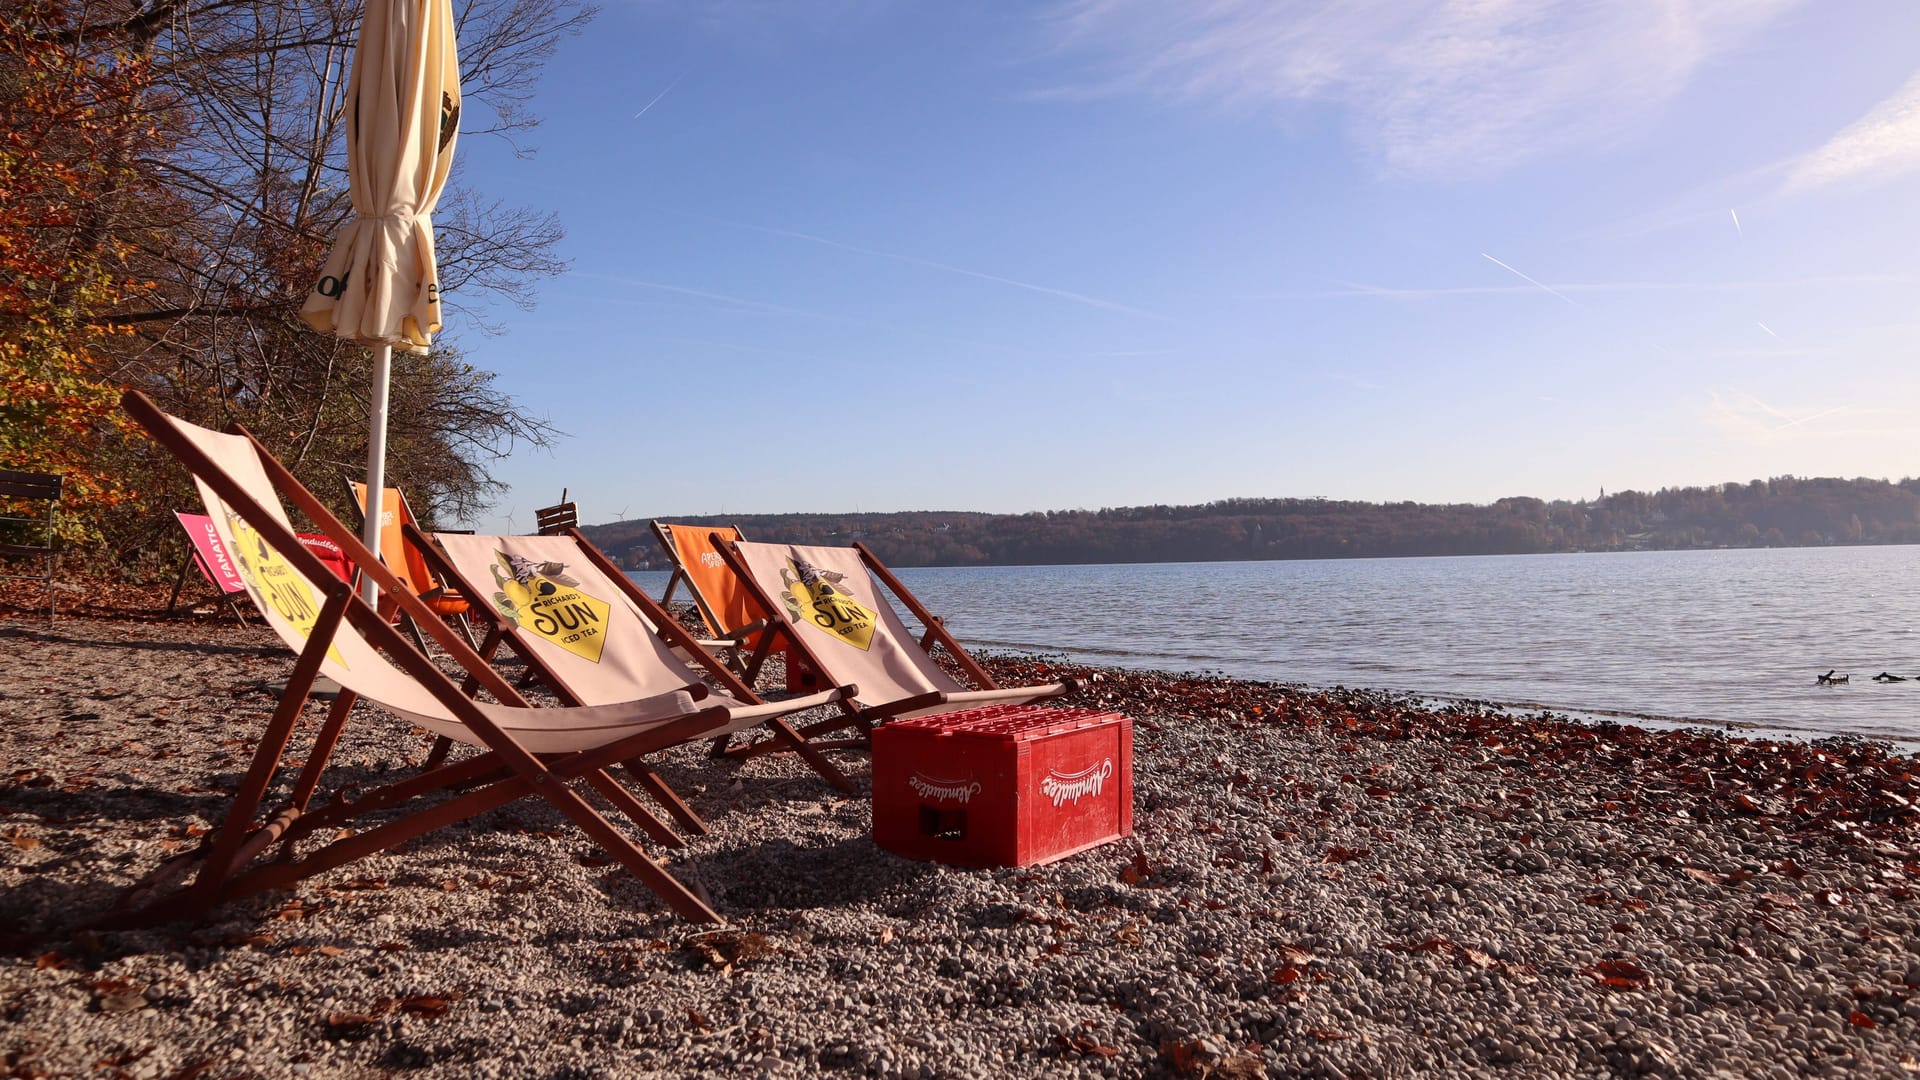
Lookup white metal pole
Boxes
[361,342,392,603]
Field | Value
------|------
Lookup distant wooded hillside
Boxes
[581,476,1920,569]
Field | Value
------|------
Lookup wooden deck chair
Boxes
[111,392,835,926]
[346,481,478,650]
[165,511,251,622]
[715,538,1079,755]
[424,530,858,797]
[649,522,785,682]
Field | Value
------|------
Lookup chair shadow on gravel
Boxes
[681,836,938,913]
[0,784,234,827]
[0,625,284,658]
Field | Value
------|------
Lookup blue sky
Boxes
[449,1,1920,532]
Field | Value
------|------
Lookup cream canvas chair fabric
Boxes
[112,391,784,925]
[431,532,855,792]
[724,540,1077,729]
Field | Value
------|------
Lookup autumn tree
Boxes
[0,1,172,552]
[5,0,589,565]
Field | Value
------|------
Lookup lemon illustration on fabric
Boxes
[488,551,609,663]
[223,511,345,667]
[781,551,875,651]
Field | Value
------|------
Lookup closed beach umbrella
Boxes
[299,0,460,595]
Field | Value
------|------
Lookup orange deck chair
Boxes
[111,391,838,925]
[651,522,799,683]
[347,481,477,648]
[715,538,1079,756]
[424,529,859,799]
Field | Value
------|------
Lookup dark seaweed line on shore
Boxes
[965,649,1920,858]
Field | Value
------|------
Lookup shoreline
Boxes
[4,610,1919,1077]
[968,643,1920,760]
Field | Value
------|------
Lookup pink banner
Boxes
[175,511,246,594]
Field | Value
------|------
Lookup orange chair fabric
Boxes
[351,482,469,616]
[664,524,763,638]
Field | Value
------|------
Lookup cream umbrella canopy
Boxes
[300,0,460,598]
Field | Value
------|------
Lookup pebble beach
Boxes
[3,598,1919,1079]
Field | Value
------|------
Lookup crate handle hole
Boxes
[918,805,966,842]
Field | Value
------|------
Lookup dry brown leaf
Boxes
[396,995,449,1018]
[1583,958,1650,989]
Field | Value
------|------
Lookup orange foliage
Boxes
[0,3,166,539]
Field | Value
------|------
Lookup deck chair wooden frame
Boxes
[713,538,1079,758]
[649,521,773,678]
[344,480,479,652]
[417,528,858,798]
[112,391,771,926]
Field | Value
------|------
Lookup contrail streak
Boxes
[1757,322,1784,341]
[634,75,684,119]
[1776,406,1842,429]
[725,219,1152,316]
[1480,253,1577,305]
[1730,208,1742,238]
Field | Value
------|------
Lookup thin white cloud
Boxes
[1283,273,1920,300]
[717,219,1154,316]
[1786,69,1920,192]
[570,272,825,319]
[1041,0,1800,179]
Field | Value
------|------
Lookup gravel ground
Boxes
[3,613,1919,1079]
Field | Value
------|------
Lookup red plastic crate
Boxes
[872,704,1133,868]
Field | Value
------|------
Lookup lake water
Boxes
[632,546,1920,744]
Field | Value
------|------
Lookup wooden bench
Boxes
[0,469,62,620]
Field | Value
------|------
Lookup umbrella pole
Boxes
[361,342,393,604]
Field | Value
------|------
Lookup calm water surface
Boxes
[635,546,1920,743]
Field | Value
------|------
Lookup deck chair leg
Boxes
[615,761,709,836]
[422,736,454,772]
[401,612,432,656]
[587,768,689,846]
[193,588,350,891]
[706,732,734,758]
[165,552,193,616]
[288,689,361,813]
[723,711,868,759]
[544,776,720,922]
[460,623,509,697]
[180,759,717,926]
[765,718,855,792]
[740,631,778,686]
